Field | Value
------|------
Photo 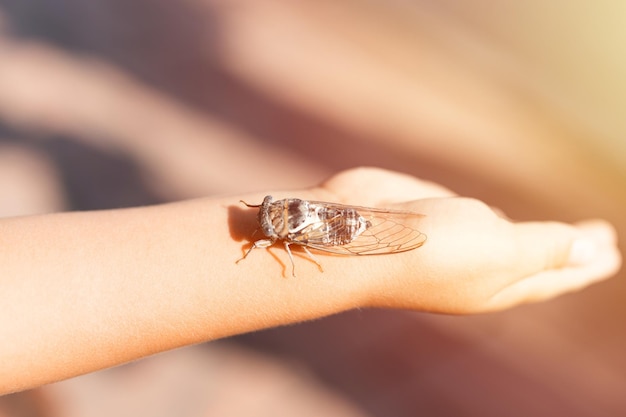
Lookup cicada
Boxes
[237,195,426,276]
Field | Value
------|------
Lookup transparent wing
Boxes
[295,203,427,256]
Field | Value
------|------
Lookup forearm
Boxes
[0,194,366,394]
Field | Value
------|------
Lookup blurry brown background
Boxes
[1,1,625,416]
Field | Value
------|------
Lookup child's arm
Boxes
[0,167,619,394]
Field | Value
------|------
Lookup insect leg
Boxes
[236,238,274,264]
[302,246,324,272]
[282,244,324,276]
[283,242,297,277]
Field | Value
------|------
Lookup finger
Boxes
[510,220,616,279]
[490,205,511,220]
[574,219,618,246]
[484,238,621,311]
[487,221,621,310]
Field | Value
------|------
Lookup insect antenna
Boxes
[240,199,262,208]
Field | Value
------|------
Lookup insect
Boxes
[237,195,426,276]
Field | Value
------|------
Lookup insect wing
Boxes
[300,203,427,256]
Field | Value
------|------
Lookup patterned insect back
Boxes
[286,199,310,234]
[277,199,366,246]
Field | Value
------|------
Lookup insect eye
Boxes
[261,223,273,237]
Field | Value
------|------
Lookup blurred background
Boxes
[0,0,625,416]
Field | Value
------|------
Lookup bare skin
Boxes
[0,167,620,394]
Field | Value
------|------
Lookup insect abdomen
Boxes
[322,207,368,245]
